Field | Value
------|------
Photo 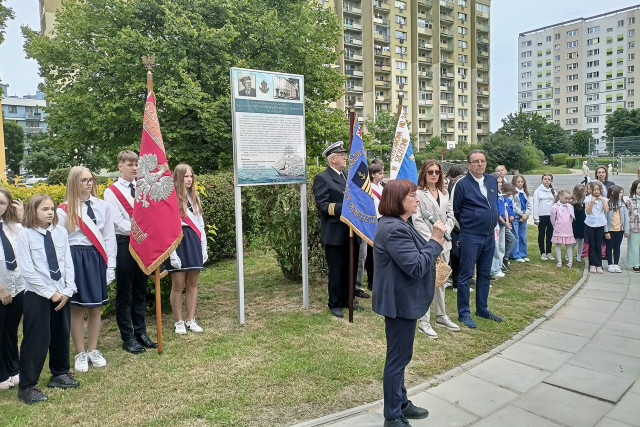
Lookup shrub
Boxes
[552,153,569,167]
[47,168,71,185]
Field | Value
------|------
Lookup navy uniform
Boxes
[313,141,361,317]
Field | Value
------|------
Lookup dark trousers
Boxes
[504,228,516,264]
[606,230,624,265]
[450,253,460,288]
[537,215,553,254]
[0,291,23,380]
[324,241,358,309]
[116,235,149,341]
[19,291,71,389]
[365,244,374,290]
[586,225,604,267]
[457,233,494,317]
[383,316,416,420]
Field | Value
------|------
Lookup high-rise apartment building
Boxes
[39,0,61,37]
[518,5,639,153]
[322,0,491,149]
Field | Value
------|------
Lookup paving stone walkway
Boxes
[295,244,640,427]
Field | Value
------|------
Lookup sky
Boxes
[1,0,640,132]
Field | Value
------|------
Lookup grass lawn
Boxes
[528,165,572,175]
[0,227,583,426]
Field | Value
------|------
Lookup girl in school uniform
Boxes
[550,189,576,268]
[533,173,556,260]
[58,167,116,372]
[167,164,207,334]
[626,179,640,272]
[571,184,587,264]
[604,185,629,273]
[16,195,77,404]
[0,188,24,391]
[510,174,531,262]
[585,182,610,274]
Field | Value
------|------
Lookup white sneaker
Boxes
[435,315,460,331]
[87,349,107,368]
[185,318,203,333]
[0,378,13,390]
[614,265,623,273]
[491,271,505,279]
[523,257,530,262]
[515,258,526,263]
[174,320,187,335]
[608,265,617,273]
[546,253,555,260]
[10,374,19,386]
[74,352,89,373]
[418,322,438,339]
[541,254,548,260]
[443,281,452,289]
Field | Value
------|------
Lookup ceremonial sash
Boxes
[59,203,108,264]
[371,188,382,200]
[107,184,134,217]
[182,209,202,241]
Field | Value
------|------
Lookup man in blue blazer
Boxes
[452,149,503,328]
[313,141,363,318]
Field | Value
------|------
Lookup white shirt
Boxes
[57,195,117,272]
[371,182,384,218]
[584,195,607,227]
[103,177,135,236]
[16,225,76,299]
[0,220,24,296]
[472,174,488,199]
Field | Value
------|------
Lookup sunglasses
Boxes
[427,170,441,176]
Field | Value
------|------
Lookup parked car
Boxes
[24,175,47,187]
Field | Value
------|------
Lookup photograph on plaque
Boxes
[231,68,306,186]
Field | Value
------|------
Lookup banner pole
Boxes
[348,107,356,323]
[154,267,163,354]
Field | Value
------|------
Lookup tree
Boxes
[363,110,416,165]
[571,130,592,156]
[22,132,67,176]
[2,121,24,173]
[604,108,640,139]
[425,135,446,152]
[23,0,346,173]
[543,122,572,156]
[481,132,542,173]
[496,112,570,159]
[0,0,14,45]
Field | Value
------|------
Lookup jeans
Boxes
[510,219,528,259]
[605,230,624,265]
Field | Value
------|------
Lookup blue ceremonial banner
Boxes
[340,120,378,245]
[389,111,418,184]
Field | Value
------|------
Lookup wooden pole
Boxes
[348,106,356,323]
[154,267,163,354]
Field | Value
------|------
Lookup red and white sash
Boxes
[371,188,382,200]
[107,184,134,217]
[182,208,202,241]
[59,203,108,264]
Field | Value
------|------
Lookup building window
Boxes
[555,33,560,40]
[566,107,579,114]
[521,92,531,99]
[586,82,600,90]
[630,29,636,37]
[586,72,600,78]
[566,85,578,92]
[567,29,578,37]
[567,74,579,81]
[618,20,625,27]
[458,26,467,35]
[521,51,531,58]
[566,118,578,125]
[629,17,636,24]
[587,116,599,123]
[395,15,407,25]
[396,60,407,70]
[629,101,635,108]
[629,89,635,96]
[586,94,600,101]
[587,49,600,56]
[587,26,600,34]
[395,30,407,40]
[585,105,599,112]
[566,62,579,69]
[587,60,600,67]
[521,40,532,47]
[396,76,407,85]
[395,1,407,10]
[458,54,468,62]
[587,37,600,45]
[8,105,17,113]
[566,96,579,102]
[522,61,532,68]
[567,41,579,48]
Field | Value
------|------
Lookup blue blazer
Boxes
[372,216,443,319]
[453,173,499,236]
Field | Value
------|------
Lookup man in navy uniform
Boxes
[313,141,364,318]
[452,149,503,328]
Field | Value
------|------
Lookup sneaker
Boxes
[417,322,438,339]
[0,378,13,390]
[174,320,187,335]
[435,315,460,331]
[541,253,548,260]
[74,352,88,373]
[443,281,452,289]
[185,318,203,333]
[87,350,107,368]
[567,262,572,268]
[590,266,597,273]
[491,271,505,279]
[608,265,617,273]
[546,253,555,260]
[18,386,48,404]
[556,262,562,268]
[596,267,604,274]
[10,374,19,386]
[515,258,526,263]
[523,257,530,262]
[614,265,622,273]
[576,258,582,263]
[47,373,79,389]
[633,266,640,272]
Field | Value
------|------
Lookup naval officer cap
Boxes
[322,141,348,158]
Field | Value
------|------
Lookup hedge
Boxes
[552,153,569,167]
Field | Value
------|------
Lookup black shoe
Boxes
[123,338,146,354]
[402,401,429,419]
[18,386,48,404]
[384,416,411,427]
[355,288,370,299]
[47,373,79,389]
[367,283,373,291]
[330,307,344,318]
[475,310,503,322]
[353,303,365,311]
[136,334,157,349]
[634,267,640,272]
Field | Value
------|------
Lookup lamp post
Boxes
[396,83,405,119]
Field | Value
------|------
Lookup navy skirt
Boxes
[70,245,108,308]
[165,226,204,272]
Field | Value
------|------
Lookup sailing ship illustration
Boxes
[272,147,305,177]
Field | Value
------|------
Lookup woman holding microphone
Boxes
[372,179,447,427]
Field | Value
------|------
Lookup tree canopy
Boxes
[24,0,347,173]
[481,132,542,173]
[570,130,592,156]
[604,108,640,140]
[2,120,25,173]
[495,111,570,158]
[0,0,14,46]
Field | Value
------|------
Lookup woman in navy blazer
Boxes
[372,179,447,427]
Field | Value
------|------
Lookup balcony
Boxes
[440,43,453,51]
[419,112,434,120]
[585,109,600,117]
[374,65,392,73]
[418,26,433,35]
[439,0,453,10]
[440,30,453,38]
[418,127,433,135]
[346,85,364,93]
[345,69,364,77]
[374,49,391,57]
[420,84,434,92]
[418,70,433,78]
[478,51,489,58]
[477,128,488,135]
[418,57,433,64]
[343,22,362,31]
[441,72,454,79]
[477,36,489,44]
[418,42,433,50]
[441,127,455,134]
[375,80,392,87]
[477,115,488,122]
[477,23,489,33]
[344,36,362,46]
[477,89,489,97]
[343,5,362,15]
[478,63,489,70]
[373,0,390,11]
[440,14,453,23]
[418,98,434,106]
[441,58,452,64]
[440,113,455,120]
[477,102,489,109]
[417,0,433,7]
[477,11,489,20]
[374,32,391,42]
[345,54,364,62]
[374,17,390,27]
[376,96,392,104]
[476,75,487,83]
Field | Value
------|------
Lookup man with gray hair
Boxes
[313,141,363,318]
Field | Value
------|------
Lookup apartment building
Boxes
[1,85,48,136]
[518,5,639,153]
[321,0,491,149]
[39,0,61,37]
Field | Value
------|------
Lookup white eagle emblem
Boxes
[136,154,174,208]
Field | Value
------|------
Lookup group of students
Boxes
[0,150,207,404]
[532,165,640,275]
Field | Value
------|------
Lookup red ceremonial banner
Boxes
[130,93,183,274]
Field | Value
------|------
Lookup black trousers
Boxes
[586,225,604,267]
[383,316,416,420]
[0,291,23,381]
[324,241,358,309]
[606,230,624,265]
[19,291,70,389]
[365,244,374,290]
[115,235,149,341]
[537,215,554,254]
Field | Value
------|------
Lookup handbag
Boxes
[435,258,452,288]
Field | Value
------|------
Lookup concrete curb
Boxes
[292,265,591,427]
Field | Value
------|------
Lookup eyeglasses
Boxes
[468,159,487,165]
[427,170,441,176]
[80,178,94,184]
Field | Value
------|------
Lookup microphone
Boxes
[421,210,452,242]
